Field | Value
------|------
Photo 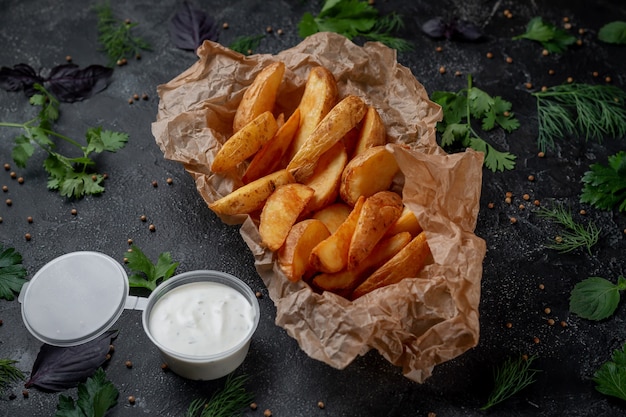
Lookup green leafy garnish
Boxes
[95,3,151,65]
[580,151,626,212]
[536,203,601,255]
[594,342,626,402]
[598,21,626,45]
[0,359,25,395]
[0,246,28,301]
[228,34,265,55]
[126,245,179,291]
[512,16,576,53]
[481,355,539,410]
[55,368,118,417]
[532,83,626,153]
[298,0,413,51]
[1,84,128,198]
[570,276,626,321]
[431,75,519,172]
[185,374,254,417]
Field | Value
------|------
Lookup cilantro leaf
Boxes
[513,17,576,53]
[0,246,28,301]
[598,21,626,45]
[594,343,626,402]
[126,245,179,291]
[570,276,626,321]
[580,151,626,212]
[54,368,118,417]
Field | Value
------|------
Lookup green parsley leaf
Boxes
[513,16,576,53]
[598,21,626,45]
[570,276,626,320]
[55,368,118,417]
[594,342,626,402]
[580,151,626,212]
[0,246,28,301]
[126,245,179,291]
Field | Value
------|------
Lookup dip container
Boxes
[142,270,260,380]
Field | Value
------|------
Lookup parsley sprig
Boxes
[580,151,626,212]
[570,276,626,321]
[55,368,118,417]
[431,75,519,172]
[126,245,179,291]
[594,342,626,402]
[96,3,151,65]
[0,84,128,198]
[185,374,254,417]
[536,203,601,255]
[481,355,539,410]
[0,245,27,301]
[513,16,576,53]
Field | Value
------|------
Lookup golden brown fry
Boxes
[233,61,285,133]
[352,106,387,158]
[211,111,278,174]
[208,169,294,216]
[278,219,331,282]
[385,205,422,237]
[347,191,403,270]
[287,95,368,182]
[351,231,431,300]
[302,141,347,215]
[259,183,315,251]
[312,202,352,234]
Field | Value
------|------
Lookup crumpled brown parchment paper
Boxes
[152,32,487,383]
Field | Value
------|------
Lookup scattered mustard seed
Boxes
[542,49,549,56]
[439,66,446,74]
[166,177,173,185]
[487,202,495,209]
[505,191,513,198]
[17,177,24,184]
[128,396,136,405]
[264,409,272,417]
[2,185,7,192]
[519,204,525,210]
[266,26,273,33]
[140,215,147,222]
[579,209,587,215]
[250,403,258,410]
[127,238,133,245]
[525,82,533,89]
[566,76,574,83]
[505,322,513,329]
[5,198,12,206]
[506,56,513,64]
[125,360,133,368]
[222,22,229,29]
[255,291,263,298]
[592,71,599,77]
[533,337,540,344]
[486,52,494,59]
[528,175,535,181]
[544,307,551,314]
[523,194,530,201]
[560,321,568,328]
[538,151,545,158]
[152,180,158,187]
[538,283,545,290]
[534,199,541,207]
[605,76,612,83]
[133,93,139,101]
[3,163,9,170]
[10,171,16,178]
[547,318,555,326]
[318,401,325,409]
[71,208,78,215]
[149,224,156,232]
[510,217,517,224]
[505,197,512,204]
[25,233,32,241]
[22,389,29,398]
[27,216,33,223]
[454,70,462,77]
[435,46,443,52]
[564,22,572,30]
[548,69,555,75]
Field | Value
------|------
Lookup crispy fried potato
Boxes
[242,109,300,184]
[302,141,347,215]
[348,191,403,270]
[212,111,278,174]
[259,183,315,251]
[385,205,422,237]
[233,61,285,133]
[278,219,330,282]
[309,196,365,273]
[341,127,360,158]
[208,169,294,216]
[312,202,352,234]
[287,95,368,182]
[352,106,386,158]
[339,145,399,206]
[351,231,431,300]
[286,66,338,160]
[313,231,412,297]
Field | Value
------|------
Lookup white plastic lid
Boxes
[19,251,129,347]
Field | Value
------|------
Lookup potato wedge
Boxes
[339,145,399,206]
[313,231,412,297]
[351,231,431,300]
[312,202,351,234]
[302,141,347,215]
[259,183,315,251]
[211,111,278,174]
[385,205,422,237]
[287,95,368,182]
[309,196,365,273]
[352,106,386,158]
[348,191,403,270]
[208,169,294,216]
[233,61,285,133]
[278,219,330,282]
[242,109,300,184]
[286,66,338,160]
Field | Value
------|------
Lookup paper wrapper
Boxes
[152,32,487,383]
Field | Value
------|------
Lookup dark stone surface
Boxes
[1,0,625,416]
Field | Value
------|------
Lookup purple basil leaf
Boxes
[0,63,44,95]
[45,63,113,103]
[169,1,219,51]
[25,330,118,392]
[421,17,447,38]
[455,19,483,41]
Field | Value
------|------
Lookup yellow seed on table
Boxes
[486,52,493,59]
[538,283,545,290]
[534,199,541,207]
[318,401,325,409]
[538,151,545,158]
[523,194,530,201]
[560,321,568,328]
[222,22,229,29]
[128,396,135,405]
[250,403,258,410]
[506,56,513,64]
[528,175,535,181]
[439,66,446,74]
[505,322,513,329]
[487,202,495,209]
[505,197,512,204]
[542,49,549,56]
[506,191,513,198]
[567,77,574,83]
[264,409,272,417]
[519,204,525,210]
[510,217,517,224]
[544,307,551,314]
[525,82,533,89]
[547,318,555,326]
[605,76,612,83]
[579,209,586,215]
[548,69,555,75]
[533,337,540,344]
[435,46,443,52]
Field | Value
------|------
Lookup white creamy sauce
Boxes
[149,281,255,356]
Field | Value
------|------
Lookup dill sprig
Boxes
[0,359,25,394]
[481,355,539,410]
[532,83,626,152]
[537,203,601,255]
[185,374,254,417]
[228,35,265,55]
[95,3,151,66]
[362,13,413,52]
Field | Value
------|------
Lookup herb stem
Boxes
[0,122,83,150]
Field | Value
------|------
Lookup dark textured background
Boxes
[1,0,625,416]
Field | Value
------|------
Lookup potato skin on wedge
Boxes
[278,219,331,282]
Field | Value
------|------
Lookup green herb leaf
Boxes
[594,342,626,401]
[598,21,626,45]
[228,34,265,55]
[481,355,539,410]
[570,276,626,320]
[581,151,626,212]
[186,373,254,417]
[513,16,576,53]
[0,246,28,301]
[54,368,118,417]
[95,3,151,65]
[126,245,179,291]
[0,359,25,395]
[536,203,601,254]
